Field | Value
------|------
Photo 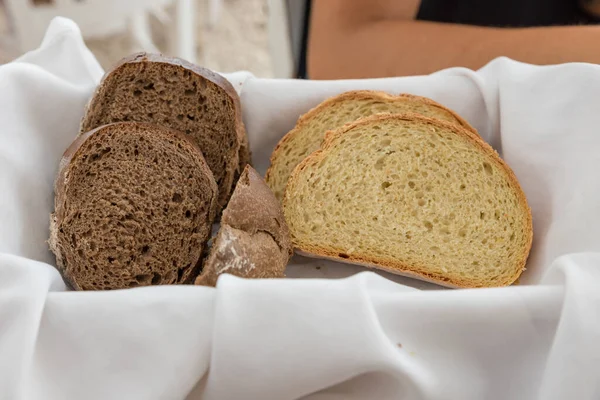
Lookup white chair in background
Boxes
[2,0,198,62]
[267,0,294,78]
[206,0,302,78]
[266,0,308,78]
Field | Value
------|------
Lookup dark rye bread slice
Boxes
[49,122,218,290]
[196,166,292,286]
[80,52,250,211]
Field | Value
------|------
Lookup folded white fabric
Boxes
[0,17,599,400]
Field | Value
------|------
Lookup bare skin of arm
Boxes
[308,0,600,79]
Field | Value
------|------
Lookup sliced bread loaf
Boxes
[196,166,292,286]
[283,113,532,288]
[80,52,249,211]
[266,90,475,201]
[49,122,218,290]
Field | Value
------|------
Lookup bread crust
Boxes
[284,113,533,288]
[195,166,292,286]
[80,52,250,209]
[294,249,459,288]
[265,90,475,187]
[222,166,292,250]
[49,122,218,289]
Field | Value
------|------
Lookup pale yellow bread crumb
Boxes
[266,90,476,201]
[283,113,532,288]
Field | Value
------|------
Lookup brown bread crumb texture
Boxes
[49,122,218,290]
[80,52,249,211]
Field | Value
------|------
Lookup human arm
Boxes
[308,0,600,78]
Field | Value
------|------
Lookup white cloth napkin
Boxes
[0,17,599,400]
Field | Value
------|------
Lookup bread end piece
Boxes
[80,52,250,212]
[196,166,292,286]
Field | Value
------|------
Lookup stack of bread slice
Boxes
[80,53,250,212]
[266,91,476,201]
[49,53,291,290]
[267,91,533,288]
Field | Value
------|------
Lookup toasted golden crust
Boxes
[283,113,532,288]
[265,90,476,199]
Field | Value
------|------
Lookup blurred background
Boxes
[2,0,600,80]
[0,0,278,77]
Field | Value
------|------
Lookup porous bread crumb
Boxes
[283,113,532,288]
[266,90,475,201]
[49,122,218,290]
[80,53,248,211]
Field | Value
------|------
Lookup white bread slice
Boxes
[283,114,532,288]
[266,90,475,201]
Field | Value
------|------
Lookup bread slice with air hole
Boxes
[283,113,532,288]
[196,166,292,286]
[49,122,218,290]
[266,90,476,201]
[80,52,250,212]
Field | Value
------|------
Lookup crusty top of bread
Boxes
[196,166,292,286]
[80,52,250,211]
[295,90,476,134]
[283,113,532,288]
[222,166,291,249]
[266,90,476,201]
[50,122,218,290]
